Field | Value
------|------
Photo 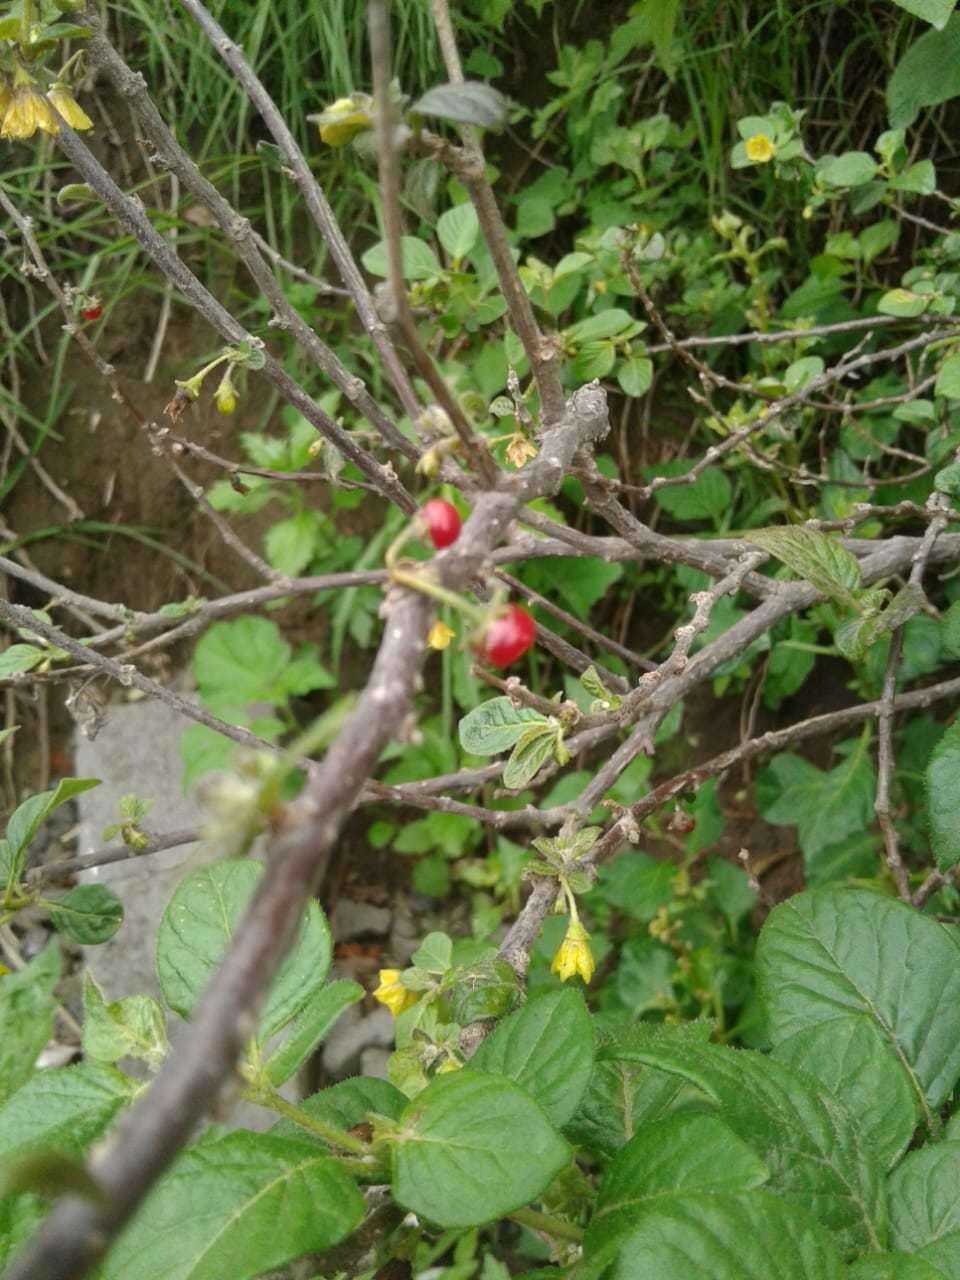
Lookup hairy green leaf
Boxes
[758,888,960,1121]
[927,718,960,870]
[100,1132,363,1280]
[471,988,595,1127]
[156,861,331,1040]
[599,1031,884,1254]
[265,981,364,1087]
[743,527,861,604]
[0,1063,136,1164]
[48,884,123,945]
[391,1069,570,1227]
[458,697,549,756]
[888,1141,960,1275]
[0,940,61,1107]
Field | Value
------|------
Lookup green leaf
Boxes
[264,512,321,576]
[878,288,930,317]
[595,1193,845,1280]
[936,353,960,399]
[743,527,861,604]
[585,1113,769,1256]
[758,887,960,1121]
[0,940,61,1106]
[599,1032,884,1254]
[888,15,960,129]
[361,235,442,281]
[784,356,825,392]
[503,723,558,788]
[265,981,364,1087]
[816,152,879,187]
[437,204,480,259]
[411,931,454,973]
[458,697,549,755]
[617,355,653,398]
[888,1141,960,1275]
[928,718,960,870]
[156,860,331,1040]
[470,989,594,1127]
[192,616,293,705]
[772,1016,917,1169]
[271,1077,406,1144]
[445,958,521,1022]
[652,465,731,521]
[889,0,957,27]
[0,1193,46,1271]
[566,309,635,343]
[100,1132,364,1280]
[413,81,509,129]
[848,1254,948,1280]
[757,736,875,862]
[0,1063,136,1164]
[0,645,45,677]
[390,1069,570,1227]
[82,974,168,1070]
[3,778,100,886]
[48,884,123,944]
[564,1023,713,1158]
[533,558,623,620]
[891,159,938,194]
[570,339,616,381]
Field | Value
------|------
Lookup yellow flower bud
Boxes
[550,919,595,984]
[428,620,455,651]
[745,133,776,164]
[216,387,237,415]
[47,86,94,132]
[373,968,418,1017]
[437,1056,462,1074]
[311,96,374,148]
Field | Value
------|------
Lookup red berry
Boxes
[80,304,102,321]
[420,498,461,549]
[477,605,536,668]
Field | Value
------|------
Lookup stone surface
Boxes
[72,693,287,1127]
[74,695,218,1005]
[321,1005,394,1078]
[331,898,391,940]
[359,1046,391,1080]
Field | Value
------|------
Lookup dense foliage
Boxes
[5,1,960,1277]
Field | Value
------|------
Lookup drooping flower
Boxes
[310,95,374,148]
[1,85,57,140]
[550,919,595,984]
[745,133,776,164]
[47,85,94,132]
[373,968,418,1017]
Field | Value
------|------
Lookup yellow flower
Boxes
[310,96,374,148]
[745,133,776,164]
[373,968,418,1017]
[1,87,57,140]
[551,919,595,984]
[436,1056,462,1074]
[47,86,93,132]
[428,620,455,651]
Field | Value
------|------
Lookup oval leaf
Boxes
[413,81,509,129]
[391,1069,570,1226]
[758,887,960,1119]
[100,1132,364,1280]
[156,860,331,1040]
[458,697,549,756]
[471,988,595,1127]
[48,884,123,944]
[927,718,960,870]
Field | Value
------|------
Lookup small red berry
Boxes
[477,605,536,668]
[419,498,461,549]
[80,304,102,321]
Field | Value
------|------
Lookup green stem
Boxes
[242,1084,369,1156]
[389,565,486,624]
[509,1207,584,1244]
